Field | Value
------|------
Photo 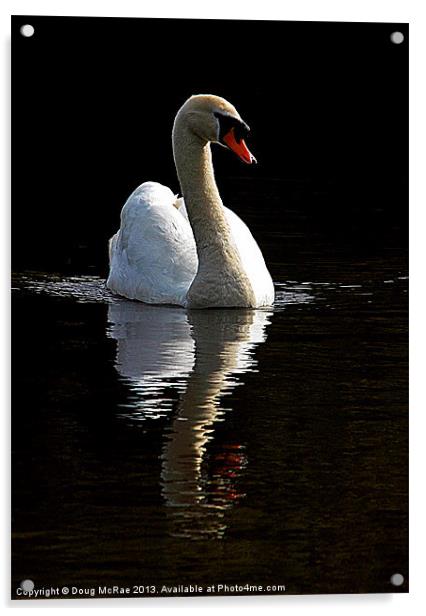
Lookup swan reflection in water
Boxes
[107,301,272,539]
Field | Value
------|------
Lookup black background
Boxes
[12,16,408,276]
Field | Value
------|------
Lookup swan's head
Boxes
[174,94,256,164]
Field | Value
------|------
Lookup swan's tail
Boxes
[108,232,119,265]
[173,195,185,210]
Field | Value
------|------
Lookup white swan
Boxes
[107,94,274,308]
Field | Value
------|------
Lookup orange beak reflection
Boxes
[223,127,256,165]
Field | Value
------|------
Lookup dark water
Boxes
[11,251,408,597]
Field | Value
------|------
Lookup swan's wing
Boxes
[107,182,198,305]
[223,206,275,307]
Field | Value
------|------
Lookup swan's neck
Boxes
[173,127,232,261]
[172,123,255,308]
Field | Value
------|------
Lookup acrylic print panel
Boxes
[11,16,408,599]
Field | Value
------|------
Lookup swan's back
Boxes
[107,182,197,306]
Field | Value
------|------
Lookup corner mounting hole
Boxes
[390,573,404,586]
[20,24,35,38]
[390,31,404,44]
[20,579,34,592]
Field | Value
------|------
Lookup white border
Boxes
[2,1,425,614]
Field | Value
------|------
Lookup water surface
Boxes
[12,256,408,595]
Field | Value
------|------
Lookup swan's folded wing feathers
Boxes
[107,182,198,305]
[223,206,275,307]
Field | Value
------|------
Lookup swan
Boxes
[107,94,274,308]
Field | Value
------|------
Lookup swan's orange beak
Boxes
[223,127,256,165]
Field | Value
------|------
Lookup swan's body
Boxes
[107,95,274,308]
[107,181,273,307]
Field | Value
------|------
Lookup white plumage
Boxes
[107,182,197,306]
[107,181,274,307]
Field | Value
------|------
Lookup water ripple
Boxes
[12,272,116,304]
[12,271,407,314]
